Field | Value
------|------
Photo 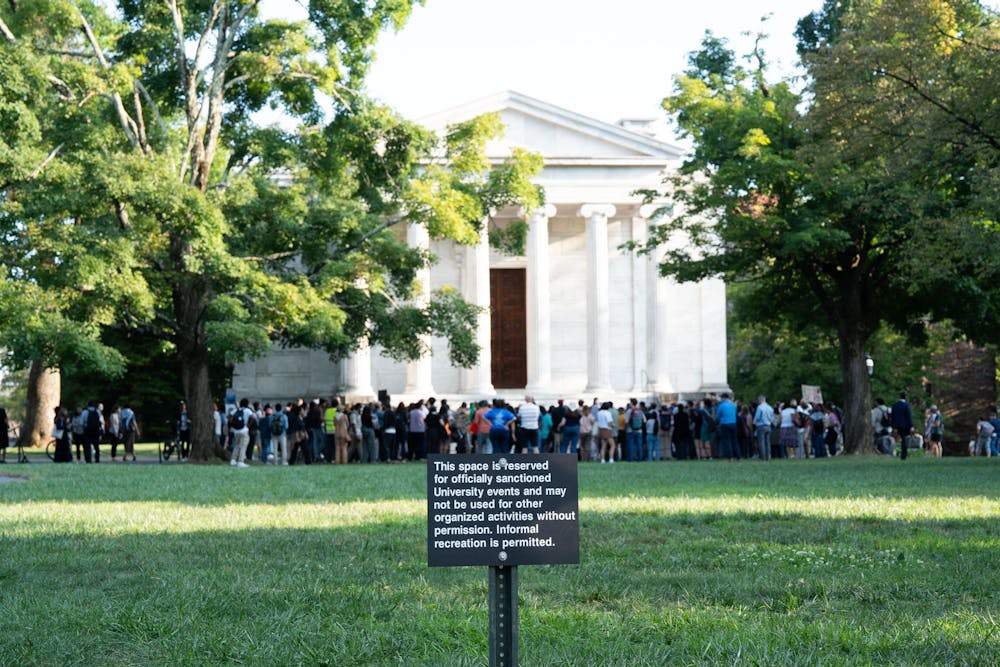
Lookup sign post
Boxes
[427,453,579,667]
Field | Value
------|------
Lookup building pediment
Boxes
[419,91,682,163]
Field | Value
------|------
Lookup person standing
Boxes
[360,405,377,463]
[715,393,738,460]
[52,406,73,463]
[891,392,914,460]
[484,399,516,454]
[644,406,660,461]
[177,401,191,460]
[473,400,492,454]
[517,396,541,454]
[0,408,9,464]
[270,405,289,465]
[596,402,617,463]
[81,401,103,463]
[809,404,828,458]
[228,399,254,468]
[560,406,581,456]
[119,404,140,462]
[579,406,595,461]
[624,399,644,462]
[778,400,799,459]
[335,407,351,464]
[753,396,774,461]
[107,405,122,462]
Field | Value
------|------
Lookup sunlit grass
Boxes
[1,457,998,665]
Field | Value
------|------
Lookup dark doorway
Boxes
[490,268,527,389]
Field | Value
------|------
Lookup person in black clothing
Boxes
[891,391,914,461]
[52,406,74,463]
[0,407,9,463]
[672,403,694,460]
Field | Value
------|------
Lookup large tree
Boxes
[0,1,542,459]
[648,0,999,453]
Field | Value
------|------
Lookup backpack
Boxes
[658,410,672,431]
[120,413,134,433]
[271,414,285,436]
[880,408,892,428]
[702,409,717,429]
[85,408,102,436]
[229,409,246,430]
[811,414,825,434]
[629,409,644,430]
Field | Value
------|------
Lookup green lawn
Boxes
[1,457,998,666]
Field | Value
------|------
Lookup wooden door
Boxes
[490,268,527,388]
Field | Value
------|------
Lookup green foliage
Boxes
[0,0,543,426]
[654,3,1000,451]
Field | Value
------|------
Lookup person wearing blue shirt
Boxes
[753,396,775,460]
[715,393,739,460]
[484,399,516,454]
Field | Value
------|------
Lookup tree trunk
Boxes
[19,361,60,448]
[173,271,227,462]
[839,325,874,454]
[179,348,226,462]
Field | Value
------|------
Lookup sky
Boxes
[362,0,827,125]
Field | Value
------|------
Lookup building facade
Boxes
[233,92,728,404]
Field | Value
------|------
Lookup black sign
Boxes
[427,454,579,567]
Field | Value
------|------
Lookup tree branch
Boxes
[342,215,406,254]
[0,14,15,42]
[28,143,64,180]
[879,65,1000,152]
[74,4,142,150]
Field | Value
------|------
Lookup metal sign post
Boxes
[489,565,518,667]
[427,454,579,667]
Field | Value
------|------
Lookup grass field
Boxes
[1,456,998,666]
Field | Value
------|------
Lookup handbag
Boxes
[52,427,64,439]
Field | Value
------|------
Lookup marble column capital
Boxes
[578,203,616,220]
[525,203,558,220]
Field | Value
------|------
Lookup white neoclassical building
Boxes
[233,91,728,404]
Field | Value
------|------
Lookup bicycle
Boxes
[159,421,183,462]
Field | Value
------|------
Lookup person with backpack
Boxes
[809,404,828,458]
[119,404,139,462]
[269,404,289,465]
[625,399,645,462]
[644,405,660,461]
[81,400,104,463]
[229,398,255,468]
[872,398,892,452]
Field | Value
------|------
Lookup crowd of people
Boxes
[211,392,855,466]
[20,389,1000,465]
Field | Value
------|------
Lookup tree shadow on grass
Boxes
[4,457,998,508]
[1,506,998,666]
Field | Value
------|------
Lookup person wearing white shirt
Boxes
[596,402,617,463]
[517,396,541,454]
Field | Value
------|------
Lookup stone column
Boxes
[526,204,557,395]
[642,204,674,395]
[580,204,616,394]
[459,226,495,395]
[629,216,648,395]
[404,223,435,396]
[699,277,729,393]
[342,340,375,401]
